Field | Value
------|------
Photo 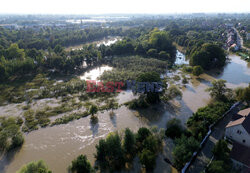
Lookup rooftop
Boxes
[226,108,250,134]
[230,142,250,168]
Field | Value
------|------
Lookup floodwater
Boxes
[174,50,189,65]
[1,52,250,173]
[66,36,121,51]
[80,65,113,81]
[96,37,121,47]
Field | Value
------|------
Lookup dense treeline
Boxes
[98,28,176,63]
[0,27,176,82]
[95,127,164,172]
[0,26,120,49]
[162,18,229,70]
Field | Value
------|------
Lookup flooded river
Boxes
[0,52,249,173]
[65,36,121,51]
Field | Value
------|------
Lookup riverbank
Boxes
[0,53,249,173]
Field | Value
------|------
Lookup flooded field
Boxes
[80,65,113,81]
[0,51,250,173]
[65,36,121,51]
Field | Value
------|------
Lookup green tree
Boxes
[192,65,204,76]
[147,48,157,57]
[212,140,230,161]
[17,160,52,173]
[6,43,25,60]
[148,28,176,61]
[0,117,24,152]
[162,85,182,102]
[70,155,94,173]
[165,118,183,139]
[173,135,199,170]
[206,80,231,101]
[137,72,162,104]
[95,132,124,171]
[207,160,228,173]
[142,135,159,154]
[235,84,250,105]
[89,104,98,116]
[136,127,152,144]
[139,149,157,171]
[190,43,226,70]
[123,128,136,155]
[54,44,64,54]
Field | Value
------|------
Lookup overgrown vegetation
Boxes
[94,127,164,172]
[17,160,52,173]
[0,117,24,152]
[206,140,233,173]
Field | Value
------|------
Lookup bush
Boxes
[165,118,183,139]
[173,135,199,170]
[9,132,24,150]
[187,101,231,138]
[139,149,157,171]
[192,65,203,76]
[17,160,52,173]
[0,117,24,152]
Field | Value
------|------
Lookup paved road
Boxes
[233,27,250,52]
[186,104,242,173]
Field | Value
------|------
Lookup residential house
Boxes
[225,108,250,147]
[225,108,250,170]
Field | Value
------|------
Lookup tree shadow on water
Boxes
[109,112,117,128]
[0,147,22,173]
[136,99,194,128]
[90,121,99,137]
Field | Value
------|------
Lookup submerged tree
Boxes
[235,84,250,105]
[192,65,204,76]
[137,71,162,104]
[17,160,52,173]
[95,132,124,171]
[139,149,157,171]
[69,155,94,173]
[206,79,231,101]
[89,104,98,123]
[189,43,226,70]
[106,98,118,116]
[123,128,136,157]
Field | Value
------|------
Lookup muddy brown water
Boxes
[0,52,249,173]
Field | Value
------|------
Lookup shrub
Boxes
[165,118,183,139]
[17,160,52,173]
[192,65,203,76]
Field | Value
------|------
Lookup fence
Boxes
[181,102,240,173]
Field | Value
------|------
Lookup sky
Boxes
[0,0,249,14]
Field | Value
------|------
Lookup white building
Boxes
[225,108,250,147]
[225,108,250,170]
